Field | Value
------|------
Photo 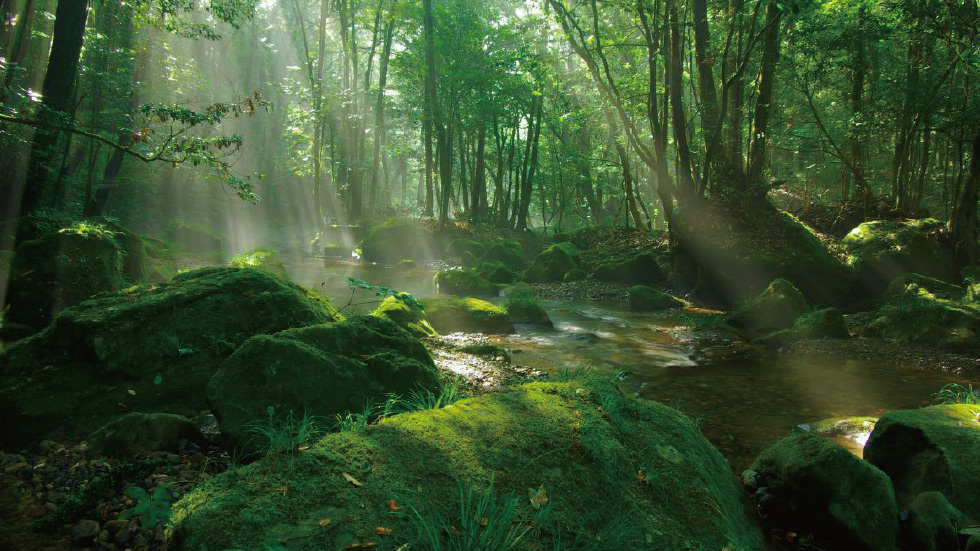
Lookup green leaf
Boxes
[154,374,163,386]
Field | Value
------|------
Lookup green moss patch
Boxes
[208,316,440,450]
[425,297,515,334]
[0,267,340,447]
[524,244,578,283]
[445,239,487,260]
[361,219,438,264]
[865,405,980,519]
[228,248,291,281]
[434,268,498,296]
[372,294,438,338]
[503,288,552,326]
[166,219,224,255]
[169,379,764,551]
[482,238,526,269]
[727,279,807,332]
[864,285,980,350]
[843,219,954,298]
[883,273,964,302]
[755,307,849,348]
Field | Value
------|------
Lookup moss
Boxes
[166,219,224,254]
[883,273,964,302]
[361,218,437,264]
[843,219,954,298]
[524,244,578,283]
[592,252,664,285]
[228,248,291,281]
[628,285,685,312]
[755,306,849,348]
[208,316,440,450]
[6,227,126,329]
[0,267,340,447]
[457,343,508,357]
[750,432,899,551]
[424,297,515,334]
[482,238,526,269]
[371,294,438,338]
[169,379,764,551]
[727,278,807,332]
[563,268,586,282]
[88,413,204,458]
[445,239,487,260]
[503,289,552,326]
[434,268,498,296]
[864,286,980,350]
[906,491,969,551]
[865,405,980,518]
[473,260,519,284]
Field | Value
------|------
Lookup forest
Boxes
[1,0,980,550]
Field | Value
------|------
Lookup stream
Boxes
[288,257,978,472]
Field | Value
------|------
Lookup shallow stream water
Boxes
[290,258,978,472]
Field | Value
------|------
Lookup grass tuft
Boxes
[932,383,980,405]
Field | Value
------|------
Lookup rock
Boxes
[481,238,526,269]
[424,297,515,334]
[166,219,223,254]
[445,239,487,260]
[962,266,980,283]
[434,268,498,296]
[227,249,291,281]
[371,294,438,338]
[360,218,437,264]
[0,267,340,448]
[503,287,552,326]
[72,519,100,545]
[906,491,969,551]
[755,307,849,348]
[88,413,205,458]
[592,251,664,285]
[473,260,519,284]
[864,285,980,350]
[524,243,578,283]
[884,274,965,302]
[843,218,954,298]
[562,268,586,282]
[6,225,126,330]
[967,533,980,551]
[864,405,980,519]
[728,279,807,332]
[750,432,899,551]
[628,285,684,311]
[170,379,765,551]
[207,316,440,450]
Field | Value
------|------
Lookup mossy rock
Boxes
[6,227,126,330]
[592,251,664,286]
[166,219,224,255]
[445,238,487,260]
[228,249,291,281]
[503,289,552,326]
[360,218,437,264]
[563,268,586,282]
[755,307,849,348]
[208,316,439,450]
[524,244,578,283]
[672,202,851,307]
[906,491,969,551]
[629,285,685,312]
[321,243,347,257]
[883,273,964,302]
[727,278,807,332]
[864,405,980,519]
[425,297,515,334]
[864,286,980,350]
[482,238,526,269]
[961,265,980,283]
[88,413,204,458]
[169,379,764,551]
[371,294,438,338]
[750,432,899,551]
[843,219,954,298]
[0,267,340,447]
[473,260,519,285]
[434,268,498,296]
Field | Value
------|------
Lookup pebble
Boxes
[72,519,101,545]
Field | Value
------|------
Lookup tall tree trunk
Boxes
[745,1,783,187]
[949,124,980,269]
[422,0,438,218]
[368,16,395,214]
[517,97,543,231]
[472,125,487,220]
[20,0,88,219]
[667,0,695,202]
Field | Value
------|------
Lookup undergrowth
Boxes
[933,383,980,405]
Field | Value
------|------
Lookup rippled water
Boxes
[291,258,978,471]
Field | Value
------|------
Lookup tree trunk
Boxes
[368,16,394,214]
[20,0,88,219]
[745,1,782,187]
[949,124,980,269]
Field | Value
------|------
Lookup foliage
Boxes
[119,484,174,528]
[933,383,980,406]
[245,409,326,456]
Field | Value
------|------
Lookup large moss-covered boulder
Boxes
[166,219,224,254]
[503,286,552,326]
[371,294,438,338]
[208,316,440,449]
[593,251,664,285]
[169,379,765,551]
[883,273,964,302]
[864,405,980,519]
[750,432,899,551]
[629,285,685,311]
[473,260,519,284]
[0,267,340,447]
[524,244,578,283]
[864,286,980,350]
[425,297,515,334]
[445,238,486,260]
[434,268,498,296]
[843,219,954,298]
[672,201,851,307]
[482,237,526,269]
[228,249,291,281]
[88,413,204,458]
[6,225,126,330]
[360,219,438,264]
[906,491,970,551]
[755,307,849,348]
[727,278,807,332]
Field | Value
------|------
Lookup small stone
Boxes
[115,519,139,546]
[27,505,48,518]
[72,519,100,545]
[965,533,980,551]
[44,502,57,512]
